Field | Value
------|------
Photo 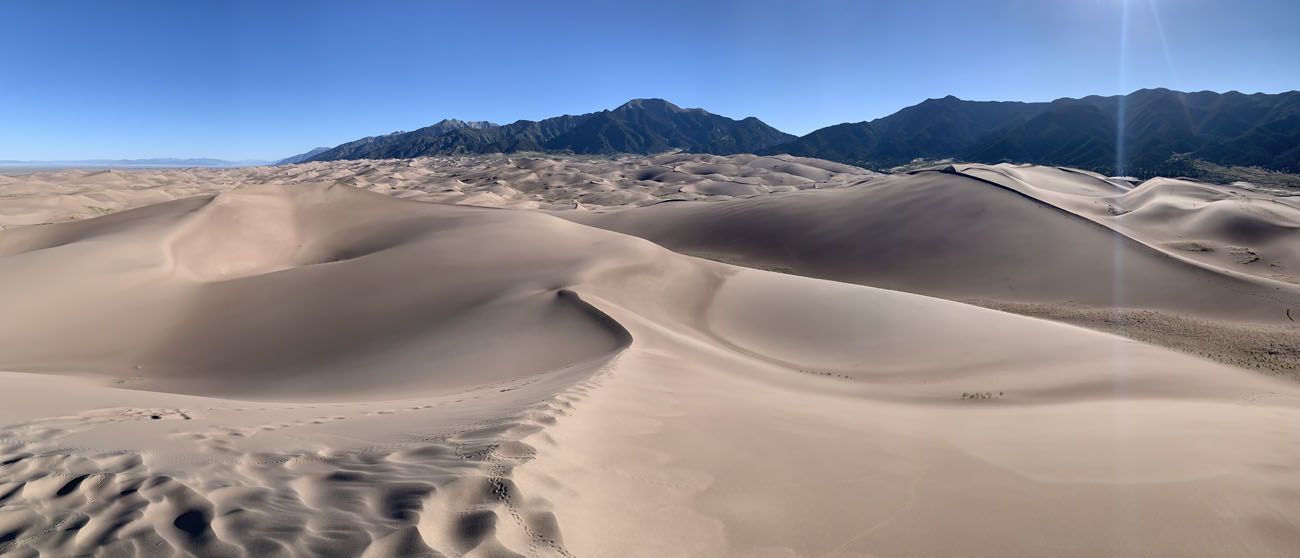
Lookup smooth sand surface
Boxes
[2,158,1299,556]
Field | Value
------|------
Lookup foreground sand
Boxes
[2,160,1299,556]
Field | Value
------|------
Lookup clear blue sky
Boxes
[3,0,1298,160]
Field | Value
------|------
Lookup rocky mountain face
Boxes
[293,90,1300,175]
[765,89,1300,174]
[304,100,794,162]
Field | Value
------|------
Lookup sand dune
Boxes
[568,164,1300,321]
[2,160,1300,556]
[0,184,636,399]
[521,268,1300,557]
[0,184,645,555]
[567,163,1300,375]
[952,164,1300,286]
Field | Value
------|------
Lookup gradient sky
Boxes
[3,0,1298,160]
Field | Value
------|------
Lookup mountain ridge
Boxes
[302,99,795,162]
[289,90,1300,175]
[275,147,332,165]
[765,88,1300,174]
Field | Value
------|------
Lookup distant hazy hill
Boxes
[765,89,1300,174]
[0,158,270,168]
[304,100,795,162]
[275,147,332,165]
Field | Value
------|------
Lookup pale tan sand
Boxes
[1,160,1299,556]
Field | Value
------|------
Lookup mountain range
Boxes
[302,99,794,162]
[769,88,1300,175]
[0,158,273,169]
[292,89,1300,175]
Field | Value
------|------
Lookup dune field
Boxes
[0,154,875,227]
[2,155,1300,557]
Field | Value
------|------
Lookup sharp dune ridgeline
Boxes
[2,154,1300,557]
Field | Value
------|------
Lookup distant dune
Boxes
[2,156,1300,556]
[0,153,875,227]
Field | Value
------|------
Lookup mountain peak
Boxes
[768,88,1300,174]
[920,95,963,104]
[615,98,686,112]
[429,118,497,130]
[306,98,792,161]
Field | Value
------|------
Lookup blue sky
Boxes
[3,0,1298,160]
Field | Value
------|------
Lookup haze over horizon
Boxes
[3,0,1298,160]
